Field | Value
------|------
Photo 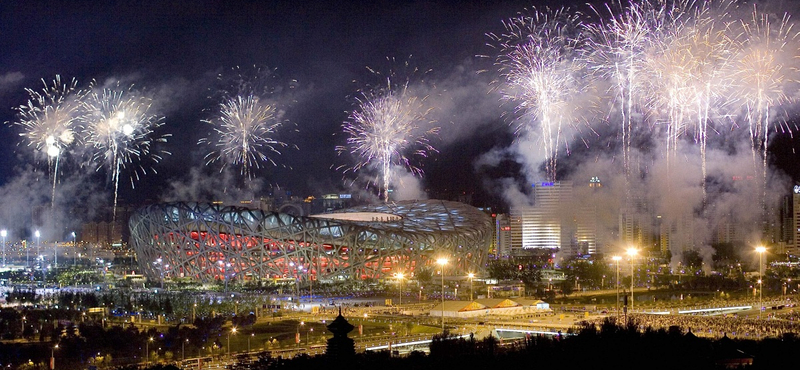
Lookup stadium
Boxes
[128,200,493,284]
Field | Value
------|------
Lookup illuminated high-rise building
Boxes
[789,186,800,255]
[494,213,512,258]
[509,180,598,256]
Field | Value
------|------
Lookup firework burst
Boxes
[200,93,291,182]
[338,59,438,203]
[9,75,84,208]
[731,5,800,213]
[584,0,687,201]
[490,7,589,182]
[79,81,169,218]
[639,0,738,204]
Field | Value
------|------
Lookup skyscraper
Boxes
[509,180,598,257]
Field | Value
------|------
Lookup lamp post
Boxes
[436,258,448,332]
[297,321,304,348]
[146,337,153,364]
[612,256,621,316]
[468,273,475,301]
[626,248,638,311]
[756,246,766,319]
[182,339,188,361]
[51,344,58,370]
[70,232,76,266]
[1,229,6,267]
[248,333,254,353]
[395,272,404,306]
[228,327,237,357]
[154,258,164,289]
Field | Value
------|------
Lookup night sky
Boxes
[0,0,544,210]
[1,0,800,225]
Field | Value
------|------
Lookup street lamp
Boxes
[756,245,766,319]
[468,273,475,301]
[612,256,621,316]
[436,258,448,332]
[297,321,304,348]
[395,272,404,306]
[248,333,254,353]
[182,338,188,361]
[146,337,153,364]
[70,232,76,266]
[626,248,638,311]
[228,327,237,357]
[1,229,6,267]
[50,343,58,370]
[154,258,164,289]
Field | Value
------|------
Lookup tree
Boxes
[682,249,703,269]
[415,267,433,286]
[560,280,574,297]
[486,260,515,281]
[519,268,541,290]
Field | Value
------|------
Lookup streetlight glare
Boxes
[625,248,638,312]
[756,245,767,319]
[612,255,621,261]
[437,258,447,331]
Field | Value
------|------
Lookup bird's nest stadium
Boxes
[129,200,493,283]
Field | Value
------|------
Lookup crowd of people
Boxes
[577,295,800,339]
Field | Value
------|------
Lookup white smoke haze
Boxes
[0,71,24,95]
[473,145,509,169]
[390,166,427,201]
[423,58,505,145]
[490,111,795,267]
[146,74,217,117]
[0,166,108,242]
[160,166,265,204]
[476,0,800,267]
[510,131,549,185]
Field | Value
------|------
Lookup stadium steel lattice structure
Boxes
[129,200,492,284]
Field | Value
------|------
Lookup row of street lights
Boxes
[612,245,770,319]
[611,248,638,317]
[0,229,76,269]
[393,258,480,333]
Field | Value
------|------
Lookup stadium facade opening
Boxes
[129,200,492,284]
